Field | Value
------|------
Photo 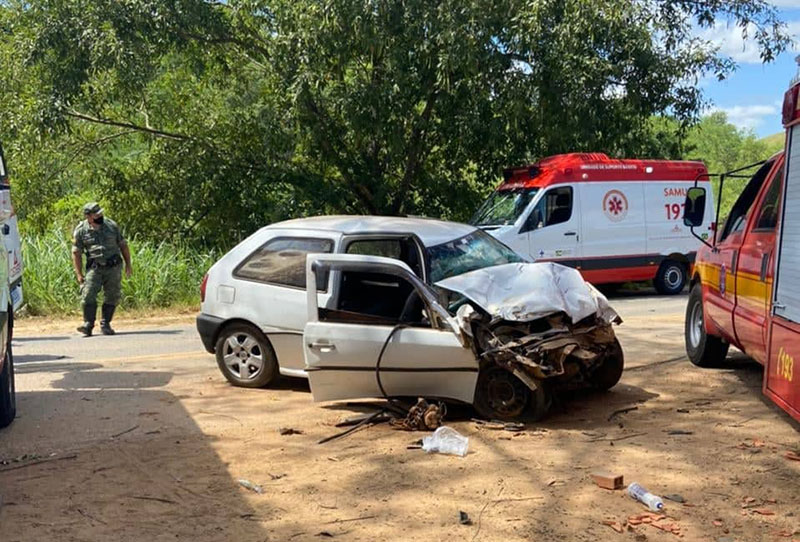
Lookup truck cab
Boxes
[0,143,16,428]
[684,64,800,423]
[685,154,784,365]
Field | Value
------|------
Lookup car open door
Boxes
[302,254,479,404]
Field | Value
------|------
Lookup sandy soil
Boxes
[1,298,799,542]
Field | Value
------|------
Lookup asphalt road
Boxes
[13,289,690,374]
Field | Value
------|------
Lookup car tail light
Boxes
[200,273,209,303]
[710,222,716,231]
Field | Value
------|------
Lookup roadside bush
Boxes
[21,230,217,316]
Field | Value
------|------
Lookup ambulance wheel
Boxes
[589,338,624,391]
[654,260,687,295]
[685,284,729,367]
[215,323,278,388]
[473,366,551,421]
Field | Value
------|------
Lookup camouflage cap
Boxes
[83,202,104,216]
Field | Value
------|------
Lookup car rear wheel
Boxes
[654,260,687,295]
[0,340,16,429]
[473,366,551,421]
[588,338,624,390]
[215,323,278,388]
[685,283,729,367]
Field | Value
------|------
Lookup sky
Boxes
[702,1,800,138]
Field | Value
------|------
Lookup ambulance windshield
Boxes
[471,187,538,227]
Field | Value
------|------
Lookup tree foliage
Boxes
[0,0,790,248]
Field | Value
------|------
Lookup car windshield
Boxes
[427,229,524,283]
[471,187,538,226]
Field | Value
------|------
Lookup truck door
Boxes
[702,160,775,342]
[765,126,800,423]
[733,159,783,362]
[521,185,581,265]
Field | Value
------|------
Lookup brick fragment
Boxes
[591,471,624,490]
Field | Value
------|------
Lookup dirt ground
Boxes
[1,294,799,542]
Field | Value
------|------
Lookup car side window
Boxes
[234,237,334,291]
[319,270,429,326]
[345,237,424,278]
[754,165,783,231]
[525,187,573,230]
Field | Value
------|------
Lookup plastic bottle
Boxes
[627,482,664,512]
[421,426,469,457]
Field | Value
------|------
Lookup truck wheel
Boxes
[654,260,687,295]
[685,284,729,367]
[473,366,551,421]
[215,323,278,388]
[589,338,625,391]
[0,343,16,429]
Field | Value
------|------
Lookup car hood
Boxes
[434,262,619,324]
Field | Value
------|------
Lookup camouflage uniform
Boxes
[73,209,126,335]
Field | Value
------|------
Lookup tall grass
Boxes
[21,230,217,316]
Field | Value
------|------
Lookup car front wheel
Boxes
[215,323,278,388]
[685,283,729,367]
[473,366,551,421]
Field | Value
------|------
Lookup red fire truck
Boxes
[683,69,800,423]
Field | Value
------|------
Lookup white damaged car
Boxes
[197,216,623,420]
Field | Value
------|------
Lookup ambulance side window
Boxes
[753,166,783,232]
[525,187,573,230]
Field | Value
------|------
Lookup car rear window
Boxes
[234,237,334,290]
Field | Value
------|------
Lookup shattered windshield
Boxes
[471,187,538,226]
[427,229,524,283]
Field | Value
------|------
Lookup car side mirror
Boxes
[683,187,706,228]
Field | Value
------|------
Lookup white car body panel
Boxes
[302,254,478,404]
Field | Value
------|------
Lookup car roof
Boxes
[267,215,477,247]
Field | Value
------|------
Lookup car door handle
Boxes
[564,231,577,236]
[309,341,336,353]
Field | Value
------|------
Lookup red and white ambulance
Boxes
[472,154,715,294]
[683,67,800,423]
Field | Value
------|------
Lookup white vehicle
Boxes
[472,153,716,294]
[0,144,22,312]
[0,143,17,428]
[197,216,623,419]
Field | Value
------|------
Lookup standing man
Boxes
[71,202,133,336]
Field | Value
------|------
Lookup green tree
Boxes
[0,0,790,247]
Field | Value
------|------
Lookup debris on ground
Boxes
[602,519,624,533]
[663,493,686,503]
[472,419,525,432]
[783,450,800,461]
[421,426,469,457]
[237,479,264,494]
[628,483,664,512]
[458,511,472,525]
[389,398,445,431]
[752,508,776,516]
[665,429,693,435]
[608,406,638,421]
[279,427,304,436]
[591,471,624,490]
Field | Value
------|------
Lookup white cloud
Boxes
[698,20,800,64]
[710,103,779,130]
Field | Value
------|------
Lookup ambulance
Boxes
[682,64,800,423]
[471,154,715,294]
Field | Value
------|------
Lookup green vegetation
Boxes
[22,231,216,315]
[0,1,792,315]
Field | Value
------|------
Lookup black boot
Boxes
[77,303,97,337]
[100,304,116,335]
